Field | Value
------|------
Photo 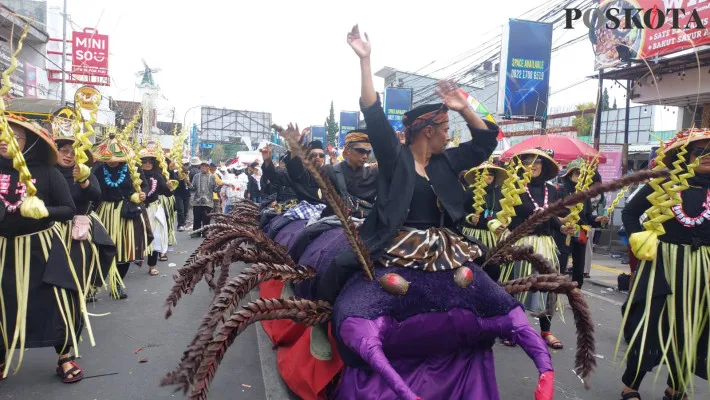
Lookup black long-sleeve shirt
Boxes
[463,184,503,229]
[142,169,171,205]
[94,162,138,203]
[0,162,76,237]
[356,94,500,255]
[261,161,297,202]
[508,179,562,237]
[56,165,102,215]
[622,182,710,247]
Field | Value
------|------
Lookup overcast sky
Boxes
[40,0,615,129]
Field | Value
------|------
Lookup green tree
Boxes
[224,143,242,160]
[572,102,596,137]
[602,88,610,111]
[325,101,339,147]
[612,97,617,109]
[209,144,226,162]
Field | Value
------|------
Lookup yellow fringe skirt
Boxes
[461,225,497,249]
[160,195,177,246]
[616,242,710,391]
[0,224,95,378]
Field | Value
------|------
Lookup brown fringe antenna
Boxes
[164,225,295,318]
[162,264,317,392]
[183,298,332,400]
[274,123,374,280]
[501,274,596,388]
[484,169,669,266]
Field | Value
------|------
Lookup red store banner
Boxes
[72,28,109,76]
[592,0,710,69]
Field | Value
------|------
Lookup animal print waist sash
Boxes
[381,227,483,271]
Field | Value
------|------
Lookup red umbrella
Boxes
[499,135,606,166]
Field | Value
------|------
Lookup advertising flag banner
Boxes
[310,126,327,145]
[339,111,359,146]
[383,88,413,133]
[497,19,553,120]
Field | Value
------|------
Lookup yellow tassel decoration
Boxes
[73,88,101,183]
[472,168,487,215]
[0,26,47,219]
[629,140,678,260]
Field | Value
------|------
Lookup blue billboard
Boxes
[310,125,327,145]
[497,19,553,120]
[339,111,359,146]
[383,88,412,133]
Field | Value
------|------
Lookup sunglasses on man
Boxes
[309,153,326,159]
[352,148,371,156]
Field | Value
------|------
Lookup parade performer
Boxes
[260,150,297,205]
[175,159,191,231]
[492,149,572,350]
[462,161,508,249]
[0,115,91,383]
[328,130,377,219]
[139,146,172,276]
[53,121,116,301]
[93,133,150,299]
[555,158,608,289]
[618,129,710,400]
[161,157,179,252]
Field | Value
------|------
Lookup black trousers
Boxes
[559,240,588,289]
[148,251,159,267]
[117,262,130,279]
[192,206,212,232]
[175,195,190,227]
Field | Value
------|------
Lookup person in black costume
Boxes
[174,160,191,231]
[0,115,88,383]
[139,149,172,276]
[316,25,500,305]
[260,152,298,205]
[54,134,116,303]
[93,134,150,300]
[491,149,573,350]
[618,131,710,400]
[555,159,608,289]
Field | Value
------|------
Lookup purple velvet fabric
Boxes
[333,264,519,333]
[264,214,283,233]
[273,219,309,251]
[293,228,349,299]
[335,307,552,399]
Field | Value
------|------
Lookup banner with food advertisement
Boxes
[592,0,710,69]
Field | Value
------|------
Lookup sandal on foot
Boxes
[542,332,564,349]
[663,389,687,400]
[501,339,517,347]
[56,356,84,384]
[159,254,168,262]
[149,267,159,276]
[621,391,641,400]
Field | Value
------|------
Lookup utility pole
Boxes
[60,0,68,105]
[593,69,604,150]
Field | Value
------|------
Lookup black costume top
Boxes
[331,161,378,204]
[356,95,499,255]
[404,175,443,230]
[141,169,171,205]
[463,184,503,229]
[93,162,138,203]
[316,94,499,303]
[508,176,561,237]
[0,144,75,237]
[261,161,298,203]
[623,175,710,247]
[554,176,601,252]
[56,165,102,215]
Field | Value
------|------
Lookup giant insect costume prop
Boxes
[162,117,666,398]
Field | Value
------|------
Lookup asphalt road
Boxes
[1,231,708,399]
